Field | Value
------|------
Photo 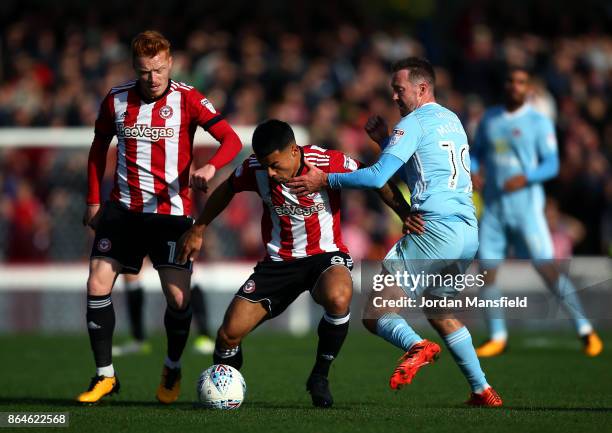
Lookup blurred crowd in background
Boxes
[0,0,611,263]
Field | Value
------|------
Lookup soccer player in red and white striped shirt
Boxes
[77,31,242,405]
[176,119,412,407]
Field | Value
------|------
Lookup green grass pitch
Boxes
[1,331,610,432]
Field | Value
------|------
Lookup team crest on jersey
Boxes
[159,105,173,119]
[97,238,112,252]
[389,128,405,147]
[200,98,216,113]
[243,279,256,294]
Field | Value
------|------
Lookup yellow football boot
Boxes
[156,366,181,404]
[582,332,603,357]
[475,339,507,358]
[76,375,120,404]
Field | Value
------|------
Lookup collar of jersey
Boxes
[296,146,306,177]
[419,102,438,109]
[135,79,172,104]
[503,103,530,119]
[402,101,439,118]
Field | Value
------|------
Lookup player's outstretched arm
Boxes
[288,153,404,196]
[176,178,235,264]
[327,153,404,190]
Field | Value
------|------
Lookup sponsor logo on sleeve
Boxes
[200,98,217,114]
[388,128,405,147]
[343,155,358,171]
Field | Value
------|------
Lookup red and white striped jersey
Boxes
[88,79,241,216]
[230,145,362,261]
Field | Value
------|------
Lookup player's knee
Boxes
[86,275,112,296]
[324,287,351,315]
[166,291,190,310]
[217,325,242,348]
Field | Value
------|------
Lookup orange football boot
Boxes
[475,339,507,358]
[582,332,603,357]
[76,375,120,404]
[466,387,503,407]
[389,340,441,390]
[156,366,181,404]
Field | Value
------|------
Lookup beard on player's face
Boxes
[396,90,419,116]
[397,98,412,116]
[504,72,529,108]
[505,88,527,107]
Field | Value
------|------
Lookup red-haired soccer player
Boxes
[77,30,242,404]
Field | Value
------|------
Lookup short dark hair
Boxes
[252,119,295,157]
[506,65,531,79]
[391,57,435,86]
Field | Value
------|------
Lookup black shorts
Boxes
[91,201,193,274]
[236,252,353,317]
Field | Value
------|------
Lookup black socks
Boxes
[86,294,115,368]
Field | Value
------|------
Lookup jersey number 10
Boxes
[439,140,472,192]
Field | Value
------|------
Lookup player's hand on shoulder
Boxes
[287,159,328,197]
[191,163,216,193]
[83,204,102,230]
[503,174,527,192]
[402,212,425,235]
[365,115,389,146]
[176,225,205,265]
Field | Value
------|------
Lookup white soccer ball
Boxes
[196,364,246,409]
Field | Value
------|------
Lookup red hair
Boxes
[131,30,171,59]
